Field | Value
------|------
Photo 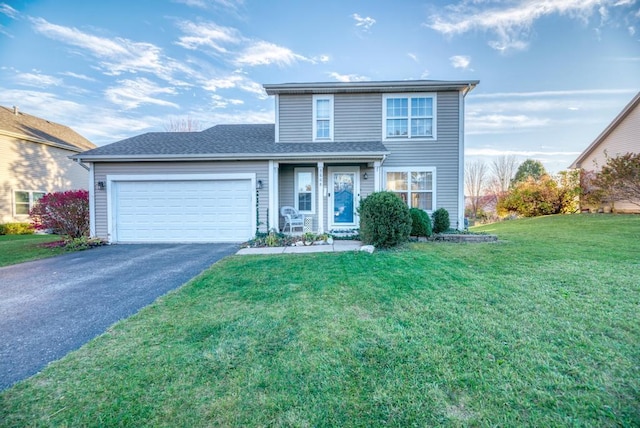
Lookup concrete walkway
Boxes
[236,240,363,255]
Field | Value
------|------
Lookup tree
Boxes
[465,160,488,219]
[592,152,640,208]
[164,116,203,132]
[490,155,519,195]
[30,190,90,239]
[512,159,546,185]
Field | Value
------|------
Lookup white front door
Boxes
[328,166,360,230]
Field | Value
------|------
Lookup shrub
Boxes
[358,191,411,248]
[30,190,89,239]
[0,222,34,235]
[409,208,432,238]
[432,208,450,234]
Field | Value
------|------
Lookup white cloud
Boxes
[202,75,243,91]
[15,72,63,88]
[450,55,471,69]
[629,26,636,35]
[327,72,369,82]
[472,88,637,99]
[173,0,244,11]
[408,53,419,62]
[234,41,310,67]
[0,3,18,19]
[105,78,179,110]
[352,13,376,31]
[175,20,241,52]
[421,69,430,79]
[210,94,243,109]
[60,71,97,82]
[426,0,627,53]
[466,112,551,134]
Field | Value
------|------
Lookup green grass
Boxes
[0,234,66,267]
[1,214,639,426]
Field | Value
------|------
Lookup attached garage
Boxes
[107,174,256,243]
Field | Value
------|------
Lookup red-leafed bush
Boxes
[30,190,90,239]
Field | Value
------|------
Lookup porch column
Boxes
[269,160,279,232]
[374,161,382,192]
[317,161,324,234]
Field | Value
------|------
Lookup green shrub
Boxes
[409,208,432,237]
[358,191,411,248]
[432,208,450,234]
[0,223,35,235]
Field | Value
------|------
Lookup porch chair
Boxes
[280,206,305,233]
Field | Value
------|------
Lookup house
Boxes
[570,92,640,213]
[73,79,478,243]
[0,106,96,223]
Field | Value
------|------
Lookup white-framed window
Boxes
[14,190,46,216]
[313,95,334,141]
[295,168,315,213]
[384,167,436,212]
[383,93,436,140]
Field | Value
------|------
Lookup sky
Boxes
[1,0,639,173]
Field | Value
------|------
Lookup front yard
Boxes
[1,215,638,426]
[0,234,65,267]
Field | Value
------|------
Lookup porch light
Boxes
[97,181,106,190]
[257,179,263,190]
[363,172,368,180]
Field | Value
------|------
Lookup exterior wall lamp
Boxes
[97,181,106,190]
[363,172,368,180]
[257,179,263,190]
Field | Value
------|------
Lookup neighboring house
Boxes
[74,79,478,243]
[0,106,96,223]
[570,91,640,213]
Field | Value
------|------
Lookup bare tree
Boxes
[164,116,203,132]
[465,160,488,219]
[490,155,519,196]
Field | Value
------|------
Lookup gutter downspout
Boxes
[73,157,90,171]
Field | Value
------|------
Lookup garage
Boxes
[108,174,255,243]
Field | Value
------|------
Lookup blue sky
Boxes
[1,0,639,173]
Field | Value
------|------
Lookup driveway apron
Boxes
[0,243,237,391]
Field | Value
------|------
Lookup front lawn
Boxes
[0,234,65,267]
[1,215,638,426]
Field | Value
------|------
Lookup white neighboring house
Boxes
[570,92,640,213]
[0,106,96,223]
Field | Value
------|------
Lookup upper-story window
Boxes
[383,93,436,140]
[313,95,333,141]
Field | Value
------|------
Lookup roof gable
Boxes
[0,106,96,152]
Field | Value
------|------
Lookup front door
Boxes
[328,167,360,229]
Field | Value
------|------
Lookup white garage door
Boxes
[113,179,253,243]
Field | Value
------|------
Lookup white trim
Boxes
[312,94,334,141]
[382,92,437,141]
[106,173,256,244]
[294,167,316,214]
[274,94,280,143]
[317,162,324,234]
[328,166,360,230]
[373,161,381,192]
[458,90,465,230]
[12,189,46,218]
[89,163,96,237]
[382,167,437,213]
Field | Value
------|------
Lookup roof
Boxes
[570,91,640,169]
[264,79,479,95]
[74,124,390,162]
[0,105,95,152]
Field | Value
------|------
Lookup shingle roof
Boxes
[75,124,389,161]
[0,106,95,151]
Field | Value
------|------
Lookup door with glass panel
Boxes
[328,167,359,229]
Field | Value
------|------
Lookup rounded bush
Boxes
[409,208,432,237]
[358,191,411,248]
[432,208,450,234]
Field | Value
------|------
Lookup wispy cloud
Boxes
[104,78,179,110]
[466,148,581,157]
[234,41,311,67]
[352,13,376,32]
[425,0,635,53]
[327,72,369,82]
[15,72,63,88]
[407,53,419,63]
[173,0,244,11]
[450,55,471,69]
[60,71,97,82]
[0,3,18,19]
[466,112,551,135]
[472,88,638,98]
[175,20,240,52]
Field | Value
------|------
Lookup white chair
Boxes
[280,206,305,233]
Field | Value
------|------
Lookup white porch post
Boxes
[269,161,279,232]
[317,161,324,234]
[374,161,382,192]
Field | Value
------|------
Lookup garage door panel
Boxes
[114,179,253,243]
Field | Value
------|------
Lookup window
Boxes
[14,190,45,216]
[295,168,315,213]
[383,93,436,139]
[313,95,333,141]
[384,168,435,212]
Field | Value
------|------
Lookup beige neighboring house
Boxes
[570,92,640,213]
[0,106,96,223]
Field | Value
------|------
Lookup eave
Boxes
[0,129,84,153]
[264,80,479,95]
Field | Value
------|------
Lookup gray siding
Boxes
[382,91,462,224]
[92,161,269,239]
[278,95,312,142]
[334,94,381,141]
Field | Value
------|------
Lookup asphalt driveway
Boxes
[0,243,238,391]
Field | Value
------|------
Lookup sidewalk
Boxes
[236,240,363,255]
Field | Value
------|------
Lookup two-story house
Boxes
[74,80,478,243]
